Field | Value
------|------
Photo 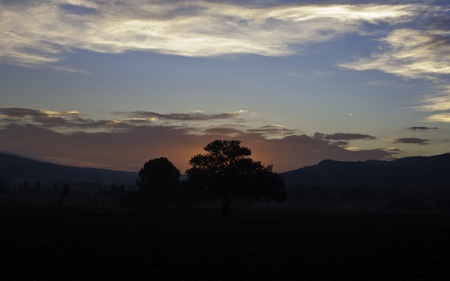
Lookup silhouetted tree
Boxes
[120,157,180,209]
[186,140,286,216]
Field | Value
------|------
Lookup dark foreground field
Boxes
[1,207,450,281]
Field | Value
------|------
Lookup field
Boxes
[1,206,450,280]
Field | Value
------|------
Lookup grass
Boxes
[1,206,450,280]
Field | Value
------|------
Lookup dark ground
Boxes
[1,206,450,280]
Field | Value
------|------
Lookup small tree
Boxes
[121,157,180,209]
[186,140,286,216]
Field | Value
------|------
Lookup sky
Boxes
[1,0,450,173]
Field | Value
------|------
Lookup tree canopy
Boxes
[186,140,286,215]
[120,157,180,209]
[137,157,180,192]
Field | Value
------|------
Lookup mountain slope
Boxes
[282,153,450,189]
[0,153,136,184]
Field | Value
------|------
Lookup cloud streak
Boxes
[0,1,426,67]
[117,110,245,122]
[315,132,376,141]
[393,138,430,146]
[405,126,438,131]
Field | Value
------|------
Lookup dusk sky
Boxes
[1,0,450,173]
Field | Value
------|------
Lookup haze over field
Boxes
[1,0,449,172]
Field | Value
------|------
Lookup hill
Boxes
[0,152,136,184]
[282,153,450,189]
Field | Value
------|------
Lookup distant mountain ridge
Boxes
[0,152,136,184]
[282,153,450,189]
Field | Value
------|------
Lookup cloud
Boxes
[340,8,450,119]
[415,85,450,123]
[0,107,396,172]
[0,107,254,136]
[247,125,297,138]
[341,28,450,80]
[0,107,46,118]
[393,137,430,145]
[416,85,450,112]
[117,110,245,121]
[425,113,450,123]
[0,107,130,132]
[0,1,425,67]
[405,126,438,130]
[0,107,83,123]
[314,132,376,141]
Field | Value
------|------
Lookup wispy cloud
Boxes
[425,113,450,123]
[413,85,450,122]
[341,28,450,80]
[0,1,425,67]
[416,86,450,112]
